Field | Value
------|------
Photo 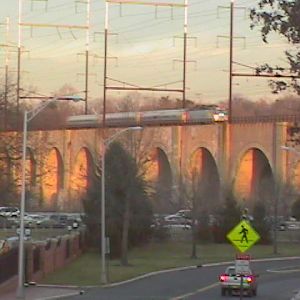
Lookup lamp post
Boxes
[16,95,83,299]
[101,126,142,285]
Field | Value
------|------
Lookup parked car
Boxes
[24,214,47,228]
[37,216,61,229]
[0,207,20,218]
[164,215,191,226]
[164,223,191,230]
[175,209,192,219]
[49,214,68,228]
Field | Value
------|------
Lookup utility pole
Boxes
[85,0,90,114]
[17,0,88,124]
[103,1,109,129]
[0,17,10,130]
[217,1,246,123]
[183,0,188,108]
[17,0,22,124]
[229,0,234,124]
[4,17,9,130]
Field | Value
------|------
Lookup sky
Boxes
[0,0,293,110]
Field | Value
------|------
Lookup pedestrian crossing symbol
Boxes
[226,220,260,253]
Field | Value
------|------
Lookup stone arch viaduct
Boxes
[2,121,300,215]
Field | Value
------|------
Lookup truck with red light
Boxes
[219,265,258,297]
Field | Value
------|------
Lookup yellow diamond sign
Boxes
[227,220,260,253]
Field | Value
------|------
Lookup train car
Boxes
[187,110,215,124]
[66,112,139,128]
[106,111,140,127]
[141,109,186,125]
[66,114,101,128]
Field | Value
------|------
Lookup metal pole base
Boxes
[16,286,25,299]
[101,273,108,285]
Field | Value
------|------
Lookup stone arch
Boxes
[24,148,38,210]
[26,148,37,188]
[290,160,300,194]
[42,147,64,210]
[144,146,173,213]
[0,149,11,185]
[70,147,94,210]
[233,147,274,210]
[188,147,221,212]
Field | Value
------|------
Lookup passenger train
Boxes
[66,108,228,129]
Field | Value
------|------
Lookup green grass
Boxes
[0,228,69,240]
[42,241,300,286]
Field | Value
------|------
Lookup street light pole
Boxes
[100,142,106,284]
[16,111,28,299]
[16,96,83,299]
[100,126,142,285]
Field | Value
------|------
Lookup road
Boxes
[62,258,300,300]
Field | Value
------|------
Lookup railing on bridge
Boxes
[231,114,300,124]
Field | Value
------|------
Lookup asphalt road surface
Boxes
[62,258,300,300]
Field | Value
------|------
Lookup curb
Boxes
[32,256,300,299]
[104,256,300,288]
[37,291,83,300]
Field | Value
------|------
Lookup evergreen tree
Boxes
[106,142,152,265]
[82,172,101,249]
[215,192,241,243]
[83,141,152,265]
[252,201,271,244]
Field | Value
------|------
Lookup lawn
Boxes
[41,241,300,286]
[0,228,69,241]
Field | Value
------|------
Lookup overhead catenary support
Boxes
[229,0,234,123]
[217,4,246,18]
[173,35,197,47]
[106,0,186,7]
[103,1,109,129]
[232,73,300,79]
[93,31,118,42]
[217,1,246,123]
[0,17,10,130]
[182,0,188,108]
[173,59,197,71]
[20,22,88,30]
[17,2,89,123]
[17,0,23,123]
[85,0,90,114]
[106,86,184,92]
[217,35,246,48]
[103,0,187,122]
[4,17,9,130]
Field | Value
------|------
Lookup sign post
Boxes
[227,220,260,299]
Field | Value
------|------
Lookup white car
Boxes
[164,223,191,230]
[164,215,191,225]
[0,207,20,218]
[219,265,258,297]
